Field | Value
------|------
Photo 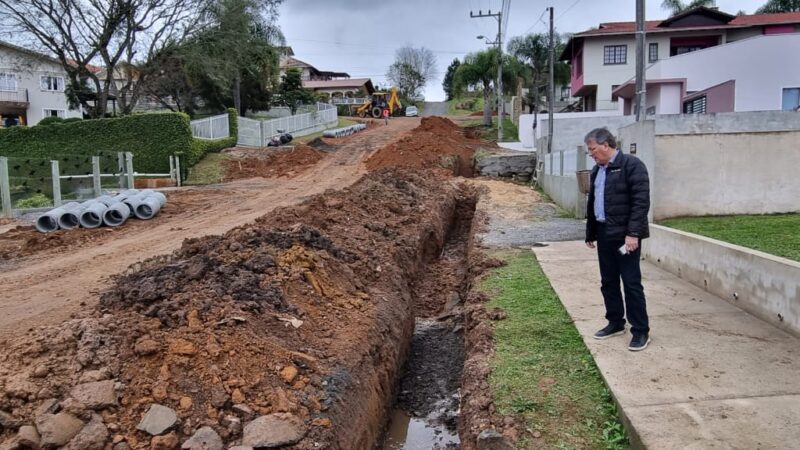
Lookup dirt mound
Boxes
[224,145,325,180]
[365,117,477,177]
[0,169,464,449]
[306,137,337,152]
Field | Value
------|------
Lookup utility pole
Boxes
[635,0,646,121]
[547,6,555,155]
[470,6,503,141]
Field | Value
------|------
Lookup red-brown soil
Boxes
[366,117,479,177]
[223,145,326,180]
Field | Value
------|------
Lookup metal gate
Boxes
[237,117,263,147]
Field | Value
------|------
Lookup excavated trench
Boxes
[380,194,477,449]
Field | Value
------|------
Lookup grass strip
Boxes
[660,214,800,262]
[482,249,628,449]
[184,153,229,186]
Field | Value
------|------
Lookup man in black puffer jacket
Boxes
[584,128,651,351]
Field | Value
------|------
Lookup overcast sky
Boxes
[279,0,766,101]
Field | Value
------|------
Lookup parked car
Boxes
[405,106,419,117]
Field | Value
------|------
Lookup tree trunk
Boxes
[482,81,492,127]
[233,72,242,116]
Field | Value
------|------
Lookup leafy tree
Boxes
[508,32,570,114]
[387,63,425,98]
[454,48,520,127]
[0,0,208,117]
[661,0,716,16]
[756,0,800,13]
[274,68,315,114]
[386,46,437,97]
[442,58,461,101]
[144,0,283,116]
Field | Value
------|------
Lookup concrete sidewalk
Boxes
[533,241,800,450]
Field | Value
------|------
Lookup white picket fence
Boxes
[190,114,230,140]
[237,103,338,147]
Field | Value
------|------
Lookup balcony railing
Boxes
[0,89,29,104]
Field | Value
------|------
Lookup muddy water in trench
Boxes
[381,195,476,449]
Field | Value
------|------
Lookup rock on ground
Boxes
[63,416,109,450]
[136,404,178,436]
[181,426,223,450]
[242,414,305,448]
[35,412,84,447]
[476,429,515,450]
[17,425,41,448]
[69,379,117,410]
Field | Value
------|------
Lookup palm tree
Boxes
[507,32,570,115]
[661,0,716,16]
[454,50,495,127]
[454,48,520,127]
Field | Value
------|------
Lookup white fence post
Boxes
[51,160,62,207]
[92,156,101,197]
[0,157,11,218]
[174,155,182,187]
[559,151,564,176]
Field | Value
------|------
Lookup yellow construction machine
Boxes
[355,87,402,118]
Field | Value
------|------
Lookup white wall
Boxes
[0,46,80,125]
[518,110,626,149]
[646,33,800,112]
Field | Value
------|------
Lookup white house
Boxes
[612,33,800,115]
[560,7,800,112]
[0,41,81,126]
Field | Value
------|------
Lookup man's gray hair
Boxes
[584,128,617,149]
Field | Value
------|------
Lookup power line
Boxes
[557,0,583,20]
[523,8,549,35]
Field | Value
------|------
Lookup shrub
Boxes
[0,112,193,173]
[37,116,65,126]
[14,193,52,209]
[62,117,82,123]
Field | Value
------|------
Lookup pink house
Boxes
[560,7,800,112]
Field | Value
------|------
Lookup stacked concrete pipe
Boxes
[323,123,367,138]
[34,189,167,232]
[35,202,81,233]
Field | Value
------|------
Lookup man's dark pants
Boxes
[596,222,650,335]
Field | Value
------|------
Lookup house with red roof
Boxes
[279,49,375,101]
[560,7,800,112]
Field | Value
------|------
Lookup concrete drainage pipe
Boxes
[103,202,131,227]
[35,202,81,233]
[79,201,109,229]
[57,202,89,230]
[133,191,167,220]
[323,123,367,138]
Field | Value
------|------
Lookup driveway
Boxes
[422,101,448,117]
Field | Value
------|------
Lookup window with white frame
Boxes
[782,88,800,111]
[603,45,627,65]
[40,75,65,92]
[0,72,17,91]
[43,109,66,118]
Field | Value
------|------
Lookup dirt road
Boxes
[0,117,420,337]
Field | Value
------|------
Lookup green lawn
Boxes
[482,249,628,449]
[448,95,484,115]
[462,116,519,142]
[184,153,229,186]
[660,214,800,262]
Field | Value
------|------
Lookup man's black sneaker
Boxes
[628,333,651,351]
[593,323,626,340]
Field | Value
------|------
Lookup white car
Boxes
[405,106,419,117]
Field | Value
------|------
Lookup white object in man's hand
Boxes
[625,235,639,253]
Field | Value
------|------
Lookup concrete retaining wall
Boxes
[653,131,800,219]
[643,224,800,337]
[476,153,535,179]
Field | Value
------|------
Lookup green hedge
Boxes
[188,108,238,166]
[0,109,239,173]
[0,112,193,173]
